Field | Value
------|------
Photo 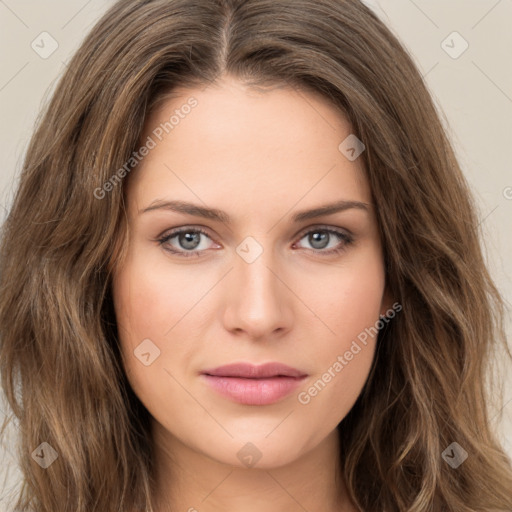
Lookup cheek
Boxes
[298,244,386,345]
[294,248,384,415]
[296,307,379,428]
[298,343,375,435]
[112,249,208,345]
[111,251,207,397]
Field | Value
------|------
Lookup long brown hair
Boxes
[1,0,511,511]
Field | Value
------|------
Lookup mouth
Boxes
[200,362,308,406]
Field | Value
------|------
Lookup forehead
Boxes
[127,76,371,214]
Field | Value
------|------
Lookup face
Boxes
[112,75,391,470]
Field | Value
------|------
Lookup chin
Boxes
[201,431,314,470]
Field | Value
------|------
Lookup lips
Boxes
[201,362,308,405]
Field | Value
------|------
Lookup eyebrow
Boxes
[139,199,370,223]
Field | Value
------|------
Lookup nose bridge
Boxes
[235,236,282,305]
[223,235,291,337]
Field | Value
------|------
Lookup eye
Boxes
[156,225,354,258]
[293,226,354,256]
[156,227,219,258]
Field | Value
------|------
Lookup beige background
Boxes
[0,0,511,507]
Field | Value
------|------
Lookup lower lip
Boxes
[202,375,306,405]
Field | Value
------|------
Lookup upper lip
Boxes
[202,362,307,379]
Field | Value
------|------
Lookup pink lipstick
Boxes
[201,362,307,405]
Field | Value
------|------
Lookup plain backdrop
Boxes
[0,0,511,508]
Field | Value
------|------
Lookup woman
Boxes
[1,0,511,511]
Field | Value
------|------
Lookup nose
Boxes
[221,244,293,341]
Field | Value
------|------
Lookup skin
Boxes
[112,74,393,512]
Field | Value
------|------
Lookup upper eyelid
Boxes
[295,224,352,238]
[159,224,350,240]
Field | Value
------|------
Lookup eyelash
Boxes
[155,225,354,259]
